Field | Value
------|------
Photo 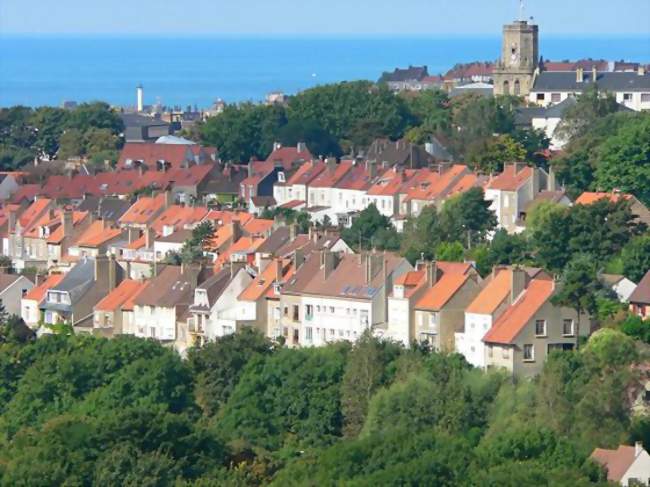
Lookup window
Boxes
[535,319,546,337]
[523,344,534,361]
[536,93,545,101]
[562,319,574,336]
[305,304,313,319]
[329,306,335,314]
[551,93,561,103]
[292,305,299,321]
[641,93,650,103]
[330,328,335,336]
[316,305,321,312]
[305,327,313,341]
[283,306,288,316]
[623,93,633,101]
[429,312,438,327]
[502,348,509,359]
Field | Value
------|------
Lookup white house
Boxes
[601,274,638,303]
[529,68,650,112]
[591,442,650,486]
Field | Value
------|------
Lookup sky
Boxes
[1,0,650,37]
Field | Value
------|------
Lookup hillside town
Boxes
[0,10,649,486]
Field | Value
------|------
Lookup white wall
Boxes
[386,296,411,346]
[455,312,492,368]
[133,305,176,341]
[21,298,40,328]
[300,296,372,347]
[206,269,252,340]
[621,448,650,487]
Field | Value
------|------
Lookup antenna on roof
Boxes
[519,0,525,21]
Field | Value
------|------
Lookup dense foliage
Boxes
[0,325,645,485]
[0,103,124,169]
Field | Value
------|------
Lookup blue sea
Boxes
[0,36,648,108]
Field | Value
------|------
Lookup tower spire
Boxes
[519,0,525,21]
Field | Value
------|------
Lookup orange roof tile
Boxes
[590,446,638,483]
[214,236,265,269]
[243,218,274,236]
[46,211,88,243]
[23,274,64,303]
[466,269,511,315]
[416,273,471,310]
[17,198,52,230]
[76,221,124,248]
[150,205,209,235]
[123,281,150,311]
[95,279,150,312]
[482,279,554,345]
[487,164,533,191]
[126,235,146,250]
[395,270,425,287]
[239,259,288,302]
[575,191,633,205]
[119,194,167,225]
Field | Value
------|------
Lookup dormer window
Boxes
[278,172,286,183]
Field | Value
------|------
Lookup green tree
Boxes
[438,187,497,248]
[342,204,401,251]
[180,221,215,264]
[400,206,440,264]
[472,134,527,174]
[594,114,650,206]
[201,103,287,161]
[57,128,85,159]
[621,234,650,282]
[275,119,342,158]
[552,255,602,349]
[188,329,273,416]
[556,85,621,142]
[340,332,399,437]
[436,241,465,262]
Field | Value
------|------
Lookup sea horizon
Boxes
[1,35,648,108]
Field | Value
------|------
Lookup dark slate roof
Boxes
[365,139,434,169]
[76,196,133,222]
[515,97,577,125]
[380,66,429,83]
[190,267,233,310]
[533,71,650,92]
[255,227,291,254]
[120,113,170,128]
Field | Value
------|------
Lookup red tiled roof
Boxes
[150,205,209,235]
[95,279,149,312]
[590,445,638,483]
[119,194,167,225]
[416,273,472,311]
[482,279,554,345]
[242,218,274,236]
[309,160,354,188]
[118,142,200,170]
[75,221,124,247]
[575,191,633,205]
[23,274,64,303]
[466,269,511,315]
[11,184,41,204]
[486,164,534,191]
[367,168,418,196]
[266,146,313,170]
[239,259,289,302]
[285,161,326,186]
[17,199,52,230]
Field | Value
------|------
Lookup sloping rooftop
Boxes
[590,445,639,483]
[482,279,554,345]
[466,269,511,315]
[576,191,634,205]
[533,71,650,92]
[416,273,472,311]
[132,265,196,308]
[95,279,149,312]
[486,164,534,192]
[75,221,124,248]
[119,194,167,225]
[629,270,650,305]
[23,274,65,303]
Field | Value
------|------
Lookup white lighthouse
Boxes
[136,84,144,112]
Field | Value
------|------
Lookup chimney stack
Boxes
[144,226,155,249]
[548,165,557,192]
[635,441,644,457]
[230,220,242,243]
[322,251,338,279]
[426,261,438,287]
[8,210,16,234]
[164,188,173,209]
[511,266,528,302]
[576,67,584,83]
[108,253,117,291]
[61,208,74,237]
[591,66,598,83]
[293,248,305,268]
[296,141,307,153]
[326,157,337,172]
[289,224,297,241]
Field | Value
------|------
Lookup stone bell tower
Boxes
[493,19,539,96]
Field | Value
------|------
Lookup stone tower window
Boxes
[514,79,521,95]
[503,80,510,95]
